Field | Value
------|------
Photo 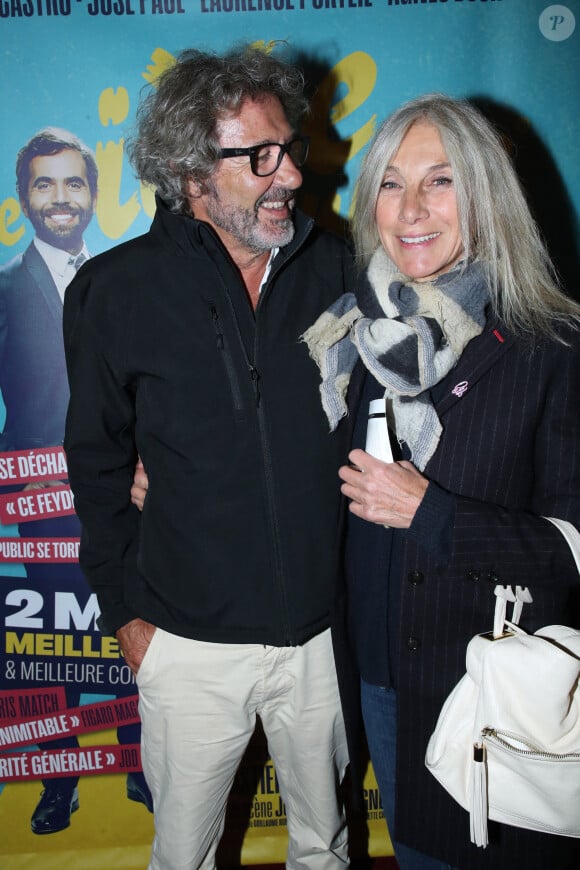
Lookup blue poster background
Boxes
[1,2,579,268]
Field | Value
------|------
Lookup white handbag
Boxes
[425,517,580,847]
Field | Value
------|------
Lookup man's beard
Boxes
[26,204,94,252]
[203,183,296,254]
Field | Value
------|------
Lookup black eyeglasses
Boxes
[217,136,310,177]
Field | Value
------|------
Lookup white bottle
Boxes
[365,398,393,464]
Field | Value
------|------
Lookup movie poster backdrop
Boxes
[0,1,578,867]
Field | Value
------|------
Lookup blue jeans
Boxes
[361,680,456,870]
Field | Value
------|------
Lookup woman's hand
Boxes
[339,448,428,528]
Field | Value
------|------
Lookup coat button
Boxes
[407,570,424,586]
[467,570,481,582]
[407,636,420,651]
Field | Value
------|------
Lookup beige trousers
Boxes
[136,627,350,870]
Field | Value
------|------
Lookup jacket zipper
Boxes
[254,272,293,645]
[209,303,245,413]
[255,396,293,644]
[214,272,292,643]
[209,231,313,646]
[211,297,261,408]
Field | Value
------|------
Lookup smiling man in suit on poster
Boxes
[0,127,152,834]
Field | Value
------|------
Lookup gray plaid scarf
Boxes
[302,249,489,470]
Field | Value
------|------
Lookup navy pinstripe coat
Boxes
[392,315,580,868]
[336,313,580,869]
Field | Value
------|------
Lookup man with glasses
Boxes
[63,46,354,869]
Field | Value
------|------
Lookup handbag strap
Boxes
[493,585,532,638]
[545,516,580,575]
[490,518,580,640]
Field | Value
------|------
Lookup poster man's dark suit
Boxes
[0,242,70,453]
[0,242,149,826]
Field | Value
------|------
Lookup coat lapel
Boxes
[434,315,515,417]
[23,243,63,326]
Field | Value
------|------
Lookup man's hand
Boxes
[131,459,148,511]
[116,618,156,675]
[338,448,428,528]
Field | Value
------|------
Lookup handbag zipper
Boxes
[482,727,580,760]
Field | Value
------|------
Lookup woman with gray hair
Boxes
[304,94,580,869]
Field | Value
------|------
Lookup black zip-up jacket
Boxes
[63,201,354,645]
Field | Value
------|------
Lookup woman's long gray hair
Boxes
[352,93,579,338]
[127,44,308,215]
